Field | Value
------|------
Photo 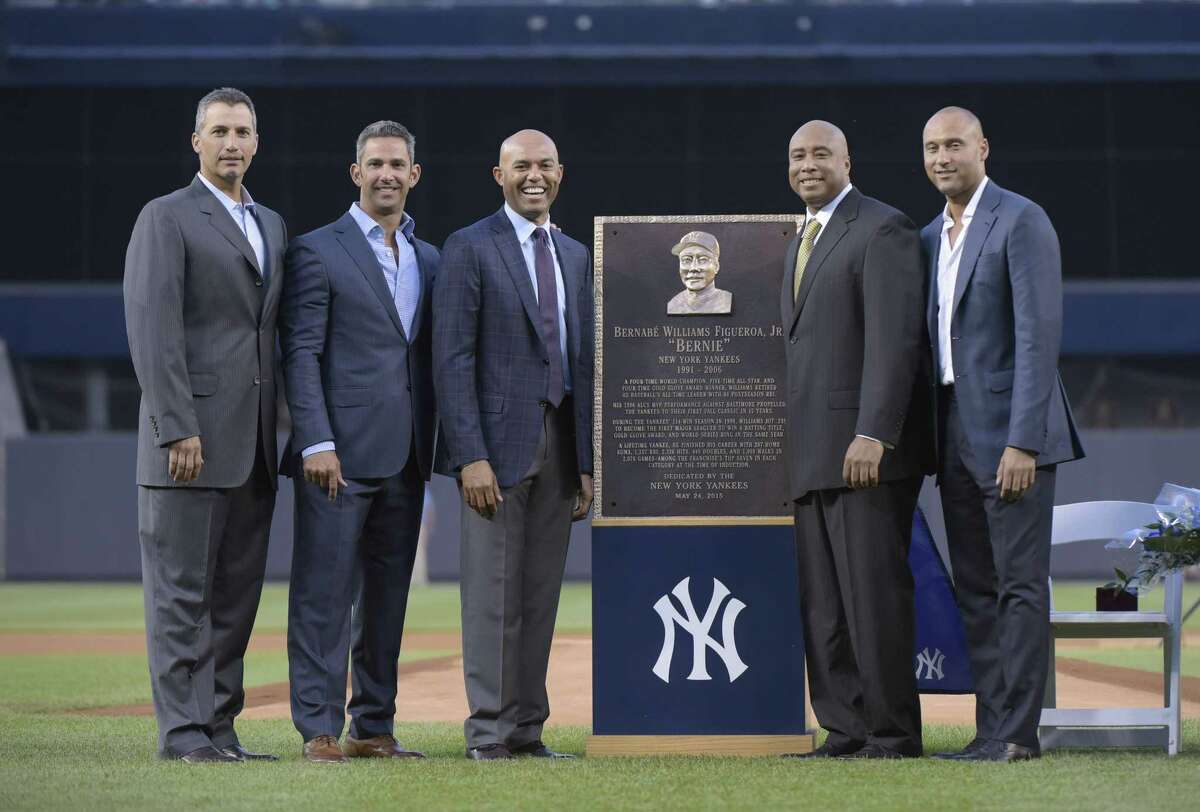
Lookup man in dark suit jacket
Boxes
[123,87,285,763]
[780,120,933,760]
[433,129,593,760]
[279,121,439,764]
[921,107,1084,763]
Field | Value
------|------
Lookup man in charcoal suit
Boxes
[124,87,286,763]
[921,106,1084,762]
[433,129,594,760]
[779,120,934,760]
[279,121,439,764]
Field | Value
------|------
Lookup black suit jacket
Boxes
[781,187,934,499]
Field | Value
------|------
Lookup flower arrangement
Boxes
[1105,483,1200,595]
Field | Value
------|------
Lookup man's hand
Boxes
[996,446,1037,502]
[304,450,348,502]
[573,474,594,521]
[168,436,203,482]
[842,436,884,490]
[462,459,503,519]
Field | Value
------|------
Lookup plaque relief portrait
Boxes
[666,230,733,315]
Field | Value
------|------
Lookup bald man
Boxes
[780,121,933,760]
[433,130,594,760]
[921,107,1083,762]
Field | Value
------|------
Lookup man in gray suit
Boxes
[921,107,1084,762]
[434,130,594,760]
[280,121,439,764]
[780,121,933,761]
[123,87,286,763]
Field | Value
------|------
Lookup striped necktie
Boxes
[793,217,822,303]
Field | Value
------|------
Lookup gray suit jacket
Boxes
[124,176,286,489]
[279,211,440,480]
[922,180,1084,478]
[781,188,934,499]
[433,208,594,489]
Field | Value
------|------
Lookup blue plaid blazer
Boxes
[433,207,594,489]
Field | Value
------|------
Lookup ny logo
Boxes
[914,647,945,681]
[652,577,748,684]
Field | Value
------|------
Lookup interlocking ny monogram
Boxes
[652,577,748,684]
[914,647,945,681]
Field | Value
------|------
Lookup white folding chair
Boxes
[1039,501,1183,755]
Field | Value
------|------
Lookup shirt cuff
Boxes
[856,434,894,451]
[301,441,336,458]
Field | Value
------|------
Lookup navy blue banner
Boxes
[910,509,973,694]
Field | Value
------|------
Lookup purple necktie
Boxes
[531,228,564,407]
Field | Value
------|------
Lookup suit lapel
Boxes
[408,241,432,341]
[334,213,408,341]
[259,209,285,319]
[950,182,1001,317]
[781,231,801,331]
[791,194,856,329]
[490,209,547,344]
[191,177,263,277]
[924,223,941,350]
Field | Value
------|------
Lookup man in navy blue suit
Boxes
[921,107,1084,763]
[279,120,439,764]
[434,129,594,760]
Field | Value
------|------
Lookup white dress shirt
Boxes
[196,172,265,275]
[799,182,854,243]
[503,203,572,393]
[937,176,990,385]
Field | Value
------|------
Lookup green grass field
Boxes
[0,582,1196,810]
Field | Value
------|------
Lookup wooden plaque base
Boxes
[585,733,814,757]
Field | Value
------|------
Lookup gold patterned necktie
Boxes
[793,217,822,303]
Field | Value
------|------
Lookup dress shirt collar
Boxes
[349,202,415,243]
[196,172,255,214]
[803,182,854,232]
[504,202,552,246]
[941,176,989,232]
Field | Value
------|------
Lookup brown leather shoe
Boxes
[344,734,425,759]
[303,735,349,764]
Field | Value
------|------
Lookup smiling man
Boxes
[433,129,594,760]
[779,120,933,761]
[278,120,440,764]
[123,87,287,763]
[666,230,733,315]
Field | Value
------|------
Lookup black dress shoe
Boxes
[782,740,864,759]
[960,740,1040,763]
[466,743,515,760]
[932,737,990,761]
[163,745,242,764]
[220,744,280,762]
[837,743,913,760]
[511,740,576,759]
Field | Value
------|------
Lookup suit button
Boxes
[789,337,798,345]
[406,384,412,391]
[253,376,261,385]
[543,358,550,365]
[539,400,548,408]
[951,335,960,341]
[255,279,263,287]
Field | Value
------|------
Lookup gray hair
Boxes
[194,87,257,134]
[356,120,416,164]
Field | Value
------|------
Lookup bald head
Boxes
[922,106,989,204]
[787,120,852,211]
[494,128,563,224]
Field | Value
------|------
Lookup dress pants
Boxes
[460,401,576,749]
[287,451,424,742]
[940,388,1055,749]
[138,432,275,755]
[794,477,923,756]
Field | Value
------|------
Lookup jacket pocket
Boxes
[479,392,505,414]
[988,369,1015,392]
[828,389,860,410]
[189,373,218,396]
[329,386,372,407]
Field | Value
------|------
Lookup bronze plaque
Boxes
[594,215,800,524]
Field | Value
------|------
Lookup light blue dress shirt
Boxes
[196,172,265,274]
[502,203,572,394]
[301,203,421,460]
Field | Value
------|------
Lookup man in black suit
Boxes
[779,120,933,760]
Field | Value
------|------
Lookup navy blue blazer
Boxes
[433,207,594,489]
[279,211,440,480]
[922,180,1084,478]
